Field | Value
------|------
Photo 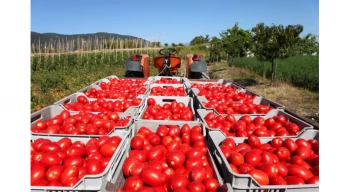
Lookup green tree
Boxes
[190,35,210,45]
[220,22,252,58]
[178,43,184,46]
[164,43,168,47]
[208,36,223,62]
[251,23,303,81]
[171,43,177,47]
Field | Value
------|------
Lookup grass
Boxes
[228,56,319,92]
[208,62,319,124]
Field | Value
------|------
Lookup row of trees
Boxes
[190,22,319,81]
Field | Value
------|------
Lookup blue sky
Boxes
[31,0,319,44]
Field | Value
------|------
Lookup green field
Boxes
[228,56,319,92]
[30,46,209,112]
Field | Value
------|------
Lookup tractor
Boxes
[124,48,209,79]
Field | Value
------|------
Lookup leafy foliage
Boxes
[190,34,210,45]
[220,23,253,57]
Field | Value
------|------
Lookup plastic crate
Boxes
[78,84,147,100]
[195,95,284,116]
[31,105,134,137]
[188,83,245,98]
[30,129,130,192]
[101,133,230,192]
[151,76,186,84]
[147,84,189,96]
[93,76,151,88]
[197,108,314,138]
[207,130,319,191]
[130,120,206,137]
[137,96,196,121]
[53,92,145,115]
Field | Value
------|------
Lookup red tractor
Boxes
[124,48,209,79]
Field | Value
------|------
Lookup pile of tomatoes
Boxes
[153,78,182,84]
[149,86,187,96]
[31,110,131,135]
[84,87,147,99]
[31,135,123,186]
[204,112,301,137]
[118,124,220,192]
[62,95,143,113]
[218,135,319,185]
[142,98,194,121]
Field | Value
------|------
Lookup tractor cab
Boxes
[154,48,181,76]
[124,54,150,78]
[186,54,209,79]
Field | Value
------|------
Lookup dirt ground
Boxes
[208,62,319,125]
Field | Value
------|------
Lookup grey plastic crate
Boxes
[207,130,319,191]
[130,120,206,137]
[197,108,314,138]
[195,95,284,116]
[30,129,130,192]
[152,76,185,84]
[53,93,145,115]
[31,105,135,137]
[137,96,196,121]
[101,134,231,192]
[148,84,189,96]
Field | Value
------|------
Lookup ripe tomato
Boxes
[248,135,261,148]
[203,178,219,192]
[257,163,279,178]
[248,169,269,185]
[294,147,312,160]
[130,136,144,150]
[122,157,140,177]
[288,165,314,181]
[189,167,207,182]
[274,147,290,161]
[187,181,205,192]
[100,143,119,157]
[306,176,319,184]
[167,150,186,168]
[31,166,46,185]
[139,166,165,186]
[170,174,190,190]
[86,159,103,174]
[238,163,255,174]
[147,98,156,106]
[41,152,62,168]
[46,165,64,182]
[228,152,244,166]
[244,150,262,166]
[286,176,305,184]
[270,175,287,185]
[271,138,283,148]
[123,176,144,191]
[60,165,79,184]
[66,146,85,158]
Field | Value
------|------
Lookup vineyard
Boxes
[228,56,319,92]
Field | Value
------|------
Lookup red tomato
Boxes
[46,165,64,182]
[228,152,244,166]
[257,163,279,178]
[86,159,103,174]
[203,178,219,192]
[130,136,144,150]
[187,181,205,192]
[238,163,255,174]
[122,157,140,177]
[147,145,166,161]
[147,98,156,105]
[244,150,262,166]
[170,174,190,190]
[66,146,85,158]
[60,165,79,184]
[41,152,62,168]
[248,169,269,185]
[271,138,283,148]
[274,147,291,161]
[270,175,287,185]
[64,157,84,167]
[189,167,207,182]
[248,135,261,148]
[286,176,305,185]
[274,163,288,177]
[100,143,119,157]
[31,167,46,185]
[306,176,319,184]
[167,150,186,168]
[294,147,312,160]
[287,165,313,181]
[139,166,165,186]
[123,176,144,191]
